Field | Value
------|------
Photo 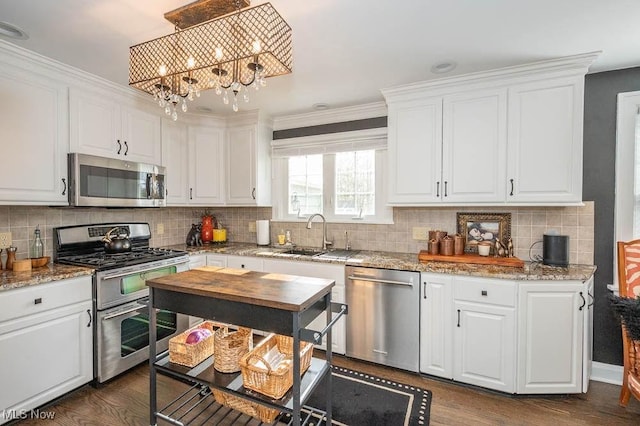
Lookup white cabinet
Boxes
[187,125,225,205]
[226,114,272,206]
[419,273,453,379]
[517,278,593,393]
[162,119,189,204]
[262,259,346,355]
[382,52,597,206]
[226,255,263,271]
[0,276,93,424]
[70,88,161,164]
[188,254,207,269]
[386,89,506,204]
[162,121,225,206]
[453,277,517,393]
[506,76,584,203]
[0,64,68,205]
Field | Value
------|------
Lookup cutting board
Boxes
[418,251,524,268]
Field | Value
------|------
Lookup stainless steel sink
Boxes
[316,249,360,260]
[282,248,327,256]
[279,247,359,259]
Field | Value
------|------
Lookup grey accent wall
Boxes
[272,117,387,140]
[584,68,640,364]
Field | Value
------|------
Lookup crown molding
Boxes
[272,102,387,131]
[381,51,601,102]
[271,126,386,148]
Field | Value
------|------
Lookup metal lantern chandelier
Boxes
[129,0,292,119]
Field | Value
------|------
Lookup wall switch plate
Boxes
[156,223,164,235]
[248,221,256,232]
[0,232,12,249]
[412,227,429,240]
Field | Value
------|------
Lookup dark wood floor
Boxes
[14,355,640,425]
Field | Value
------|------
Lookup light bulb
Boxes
[186,56,195,69]
[214,47,223,61]
[251,40,262,54]
[158,64,167,76]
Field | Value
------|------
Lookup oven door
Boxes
[96,262,187,310]
[96,299,189,383]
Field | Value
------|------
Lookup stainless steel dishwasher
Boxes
[345,266,420,372]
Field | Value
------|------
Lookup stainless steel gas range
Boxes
[54,223,190,383]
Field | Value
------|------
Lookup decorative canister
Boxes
[212,228,227,243]
[440,235,454,256]
[454,234,465,255]
[201,215,215,243]
[428,239,439,255]
[429,230,448,241]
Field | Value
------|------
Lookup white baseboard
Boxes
[591,361,623,385]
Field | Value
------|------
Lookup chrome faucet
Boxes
[306,213,332,250]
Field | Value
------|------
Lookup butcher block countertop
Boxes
[146,266,335,312]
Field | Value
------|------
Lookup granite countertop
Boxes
[165,242,597,281]
[0,263,94,292]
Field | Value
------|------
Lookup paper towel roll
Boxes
[256,220,270,246]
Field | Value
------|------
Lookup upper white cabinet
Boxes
[162,119,190,204]
[70,87,162,165]
[226,112,272,206]
[188,124,225,205]
[0,62,68,205]
[382,52,599,206]
[506,77,583,203]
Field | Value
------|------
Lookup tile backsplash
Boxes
[0,202,594,265]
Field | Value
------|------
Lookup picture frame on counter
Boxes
[457,212,511,253]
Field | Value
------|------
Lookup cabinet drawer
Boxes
[0,276,92,323]
[454,277,516,307]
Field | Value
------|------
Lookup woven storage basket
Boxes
[213,326,253,373]
[212,388,280,423]
[239,333,314,400]
[169,321,219,367]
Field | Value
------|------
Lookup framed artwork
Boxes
[456,212,511,253]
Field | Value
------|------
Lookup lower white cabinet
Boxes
[206,254,227,267]
[453,277,517,393]
[188,254,207,269]
[0,277,93,424]
[517,277,593,393]
[419,273,453,378]
[226,255,263,271]
[419,272,593,394]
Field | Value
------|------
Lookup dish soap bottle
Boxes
[31,225,43,259]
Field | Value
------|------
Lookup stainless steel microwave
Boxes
[68,153,165,207]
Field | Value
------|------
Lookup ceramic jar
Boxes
[201,215,215,243]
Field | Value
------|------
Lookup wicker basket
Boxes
[169,321,220,367]
[213,326,253,373]
[239,333,314,400]
[212,388,280,423]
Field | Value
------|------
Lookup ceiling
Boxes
[1,0,639,119]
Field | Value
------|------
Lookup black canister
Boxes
[542,234,569,266]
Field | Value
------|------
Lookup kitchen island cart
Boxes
[146,268,346,425]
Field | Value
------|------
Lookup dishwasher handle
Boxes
[347,275,414,287]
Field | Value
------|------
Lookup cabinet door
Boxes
[206,254,227,267]
[420,273,453,378]
[517,281,584,394]
[583,277,594,392]
[188,254,206,269]
[162,119,189,204]
[121,106,162,164]
[188,125,225,205]
[442,89,507,202]
[0,300,93,417]
[507,76,583,203]
[226,255,263,271]
[454,301,516,393]
[226,126,257,205]
[0,69,68,204]
[69,88,120,158]
[387,98,442,204]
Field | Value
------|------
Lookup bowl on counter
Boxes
[31,256,50,268]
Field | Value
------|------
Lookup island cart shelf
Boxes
[146,268,347,426]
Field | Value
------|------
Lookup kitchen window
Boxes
[272,128,391,223]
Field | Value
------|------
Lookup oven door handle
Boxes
[100,262,186,281]
[101,304,146,321]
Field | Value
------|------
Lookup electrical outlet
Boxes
[412,227,429,241]
[248,221,256,232]
[0,232,12,249]
[156,223,164,235]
